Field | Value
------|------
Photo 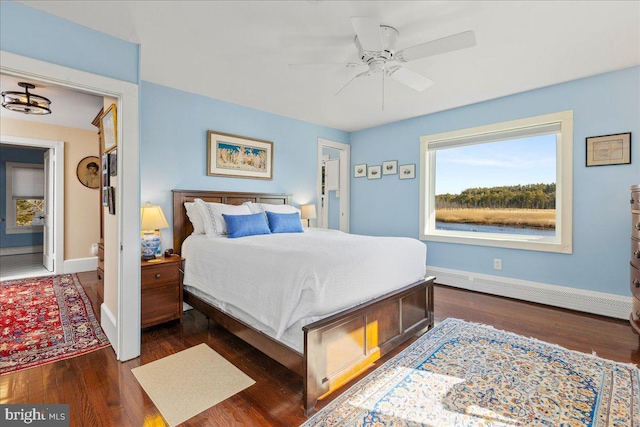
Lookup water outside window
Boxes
[434,134,557,237]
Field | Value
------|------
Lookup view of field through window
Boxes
[435,134,557,236]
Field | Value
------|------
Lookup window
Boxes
[419,111,573,253]
[5,162,44,234]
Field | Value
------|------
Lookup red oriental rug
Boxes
[0,274,110,374]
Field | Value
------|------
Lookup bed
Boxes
[172,189,434,415]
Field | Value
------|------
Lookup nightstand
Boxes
[141,255,184,328]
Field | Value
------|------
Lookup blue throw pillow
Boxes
[222,213,271,238]
[266,211,304,234]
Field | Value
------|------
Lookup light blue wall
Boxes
[140,81,350,248]
[0,146,46,248]
[0,1,139,84]
[350,66,640,297]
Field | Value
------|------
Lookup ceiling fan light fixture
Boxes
[2,82,52,115]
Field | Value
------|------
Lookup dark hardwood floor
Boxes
[2,271,638,426]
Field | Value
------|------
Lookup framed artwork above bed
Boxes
[207,131,273,180]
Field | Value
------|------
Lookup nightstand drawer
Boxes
[141,283,180,328]
[631,263,640,298]
[142,263,180,289]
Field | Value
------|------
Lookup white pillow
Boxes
[184,202,205,234]
[244,202,301,215]
[195,198,252,237]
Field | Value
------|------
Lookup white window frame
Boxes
[5,162,44,235]
[419,110,573,254]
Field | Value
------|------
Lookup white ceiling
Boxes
[0,74,103,131]
[14,1,640,132]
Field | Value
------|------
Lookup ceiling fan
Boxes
[290,17,476,106]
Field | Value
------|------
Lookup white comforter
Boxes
[182,228,426,340]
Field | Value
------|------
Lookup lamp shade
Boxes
[300,204,317,220]
[140,203,169,231]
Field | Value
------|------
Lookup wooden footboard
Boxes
[183,277,434,415]
[303,277,434,415]
[173,189,435,416]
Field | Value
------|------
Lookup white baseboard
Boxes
[0,245,43,256]
[63,257,97,274]
[426,266,631,320]
[101,303,118,355]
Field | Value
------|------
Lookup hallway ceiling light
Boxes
[2,82,51,115]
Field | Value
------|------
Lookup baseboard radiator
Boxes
[426,266,630,320]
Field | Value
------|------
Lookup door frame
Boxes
[317,138,350,232]
[1,50,141,362]
[0,135,63,273]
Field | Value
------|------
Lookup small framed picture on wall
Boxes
[382,160,398,175]
[399,164,416,180]
[109,149,117,176]
[367,165,382,179]
[354,163,367,178]
[108,187,116,215]
[102,153,109,187]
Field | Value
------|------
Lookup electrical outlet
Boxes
[493,259,502,270]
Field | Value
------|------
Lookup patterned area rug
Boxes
[1,274,110,374]
[302,318,639,427]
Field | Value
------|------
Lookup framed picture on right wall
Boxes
[399,164,415,179]
[586,132,631,166]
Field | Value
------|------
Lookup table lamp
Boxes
[300,204,317,227]
[140,202,169,260]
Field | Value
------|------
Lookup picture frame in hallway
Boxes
[76,156,100,189]
[586,132,631,166]
[109,149,117,176]
[354,163,367,178]
[102,153,109,187]
[101,103,118,153]
[102,187,108,207]
[382,160,398,175]
[367,165,381,180]
[399,164,415,180]
[108,187,116,215]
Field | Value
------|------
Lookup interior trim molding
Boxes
[100,303,117,354]
[0,245,43,256]
[63,257,98,274]
[427,265,630,320]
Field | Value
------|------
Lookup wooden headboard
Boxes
[172,190,292,254]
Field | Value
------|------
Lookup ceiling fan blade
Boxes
[350,17,383,51]
[387,66,434,92]
[396,30,476,62]
[335,71,371,96]
[288,62,363,69]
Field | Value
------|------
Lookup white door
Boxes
[43,149,54,271]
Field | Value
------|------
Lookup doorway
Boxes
[1,51,140,361]
[317,138,350,232]
[0,136,64,280]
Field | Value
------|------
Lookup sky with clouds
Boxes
[435,134,556,195]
